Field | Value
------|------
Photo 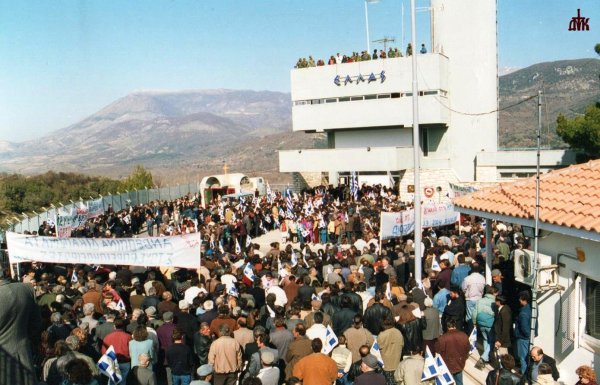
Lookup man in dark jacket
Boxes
[494,295,512,355]
[193,322,213,366]
[435,319,470,385]
[363,294,393,336]
[486,354,522,385]
[332,295,357,336]
[525,347,560,384]
[442,285,466,332]
[514,291,533,373]
[0,270,42,385]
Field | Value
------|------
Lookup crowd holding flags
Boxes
[421,346,455,385]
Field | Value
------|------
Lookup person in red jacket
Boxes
[435,318,470,385]
[102,317,132,384]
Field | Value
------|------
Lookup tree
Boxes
[556,103,600,161]
[120,165,154,191]
[595,43,600,56]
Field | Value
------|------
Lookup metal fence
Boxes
[6,182,200,235]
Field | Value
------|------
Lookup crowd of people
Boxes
[294,43,429,69]
[1,182,597,385]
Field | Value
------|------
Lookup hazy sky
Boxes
[0,0,598,142]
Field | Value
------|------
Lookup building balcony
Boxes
[290,54,450,132]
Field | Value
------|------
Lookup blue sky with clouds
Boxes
[0,0,598,142]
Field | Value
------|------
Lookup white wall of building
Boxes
[333,128,413,148]
[533,233,600,385]
[431,0,498,181]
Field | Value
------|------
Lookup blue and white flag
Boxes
[350,172,359,201]
[228,285,239,297]
[311,293,319,301]
[385,282,393,301]
[116,298,126,313]
[218,239,225,254]
[431,257,441,272]
[421,346,438,380]
[291,252,298,267]
[370,338,384,368]
[434,354,455,385]
[246,234,252,248]
[469,327,477,354]
[98,345,122,384]
[286,187,293,217]
[235,239,241,254]
[243,262,256,282]
[322,325,338,354]
[266,182,273,204]
[71,269,78,283]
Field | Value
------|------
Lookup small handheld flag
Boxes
[71,269,78,283]
[243,262,256,282]
[469,327,478,354]
[434,354,455,385]
[421,346,438,380]
[311,293,319,301]
[322,325,338,354]
[228,285,239,297]
[370,338,384,368]
[98,345,123,384]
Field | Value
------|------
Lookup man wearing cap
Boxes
[157,311,176,385]
[491,269,504,295]
[176,299,199,350]
[355,354,386,385]
[257,350,280,385]
[293,338,338,385]
[191,364,213,385]
[327,264,344,285]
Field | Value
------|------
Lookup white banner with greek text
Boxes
[6,232,201,268]
[380,202,459,239]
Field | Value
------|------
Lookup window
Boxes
[364,94,377,100]
[339,97,350,102]
[350,96,364,101]
[391,92,401,98]
[325,98,337,103]
[377,94,391,99]
[585,277,600,340]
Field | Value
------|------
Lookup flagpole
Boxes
[410,0,423,283]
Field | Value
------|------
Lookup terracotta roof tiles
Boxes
[453,159,600,233]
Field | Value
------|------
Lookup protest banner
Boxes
[56,206,89,238]
[86,198,104,218]
[448,183,476,198]
[6,232,201,268]
[380,202,459,240]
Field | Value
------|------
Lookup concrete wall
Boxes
[397,168,460,204]
[431,0,498,182]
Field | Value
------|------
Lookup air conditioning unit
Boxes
[514,249,558,289]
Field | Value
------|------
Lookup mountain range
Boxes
[1,58,598,183]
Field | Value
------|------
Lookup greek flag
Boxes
[116,298,126,313]
[322,325,338,354]
[266,182,273,203]
[350,171,359,201]
[431,257,441,272]
[235,239,241,254]
[311,293,319,301]
[243,262,256,282]
[71,269,78,283]
[370,338,384,368]
[98,345,122,384]
[218,239,225,254]
[421,346,438,380]
[246,234,252,247]
[286,187,293,217]
[385,282,393,301]
[228,285,239,297]
[469,327,477,354]
[434,354,455,385]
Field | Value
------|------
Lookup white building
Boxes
[279,0,574,195]
[453,160,600,385]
